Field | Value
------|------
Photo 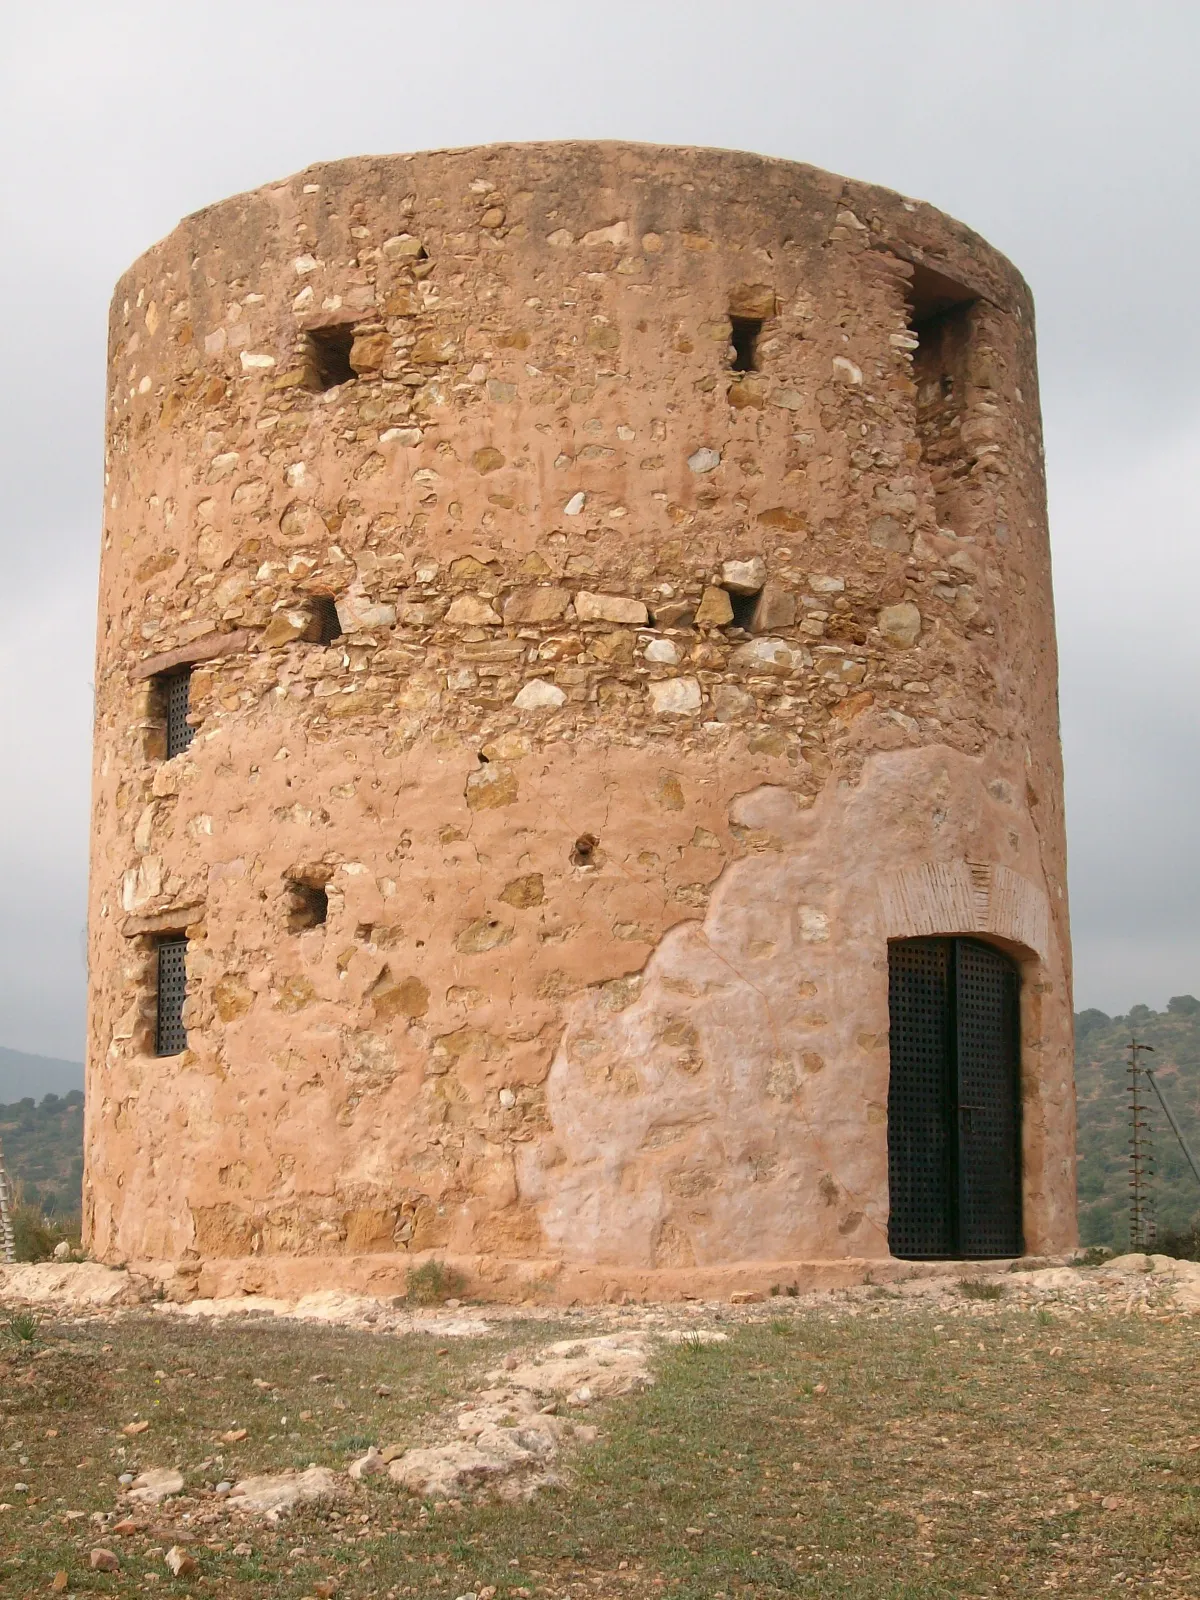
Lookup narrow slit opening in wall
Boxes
[309,595,343,644]
[154,935,188,1057]
[157,666,194,760]
[287,879,329,932]
[304,324,356,391]
[730,316,763,373]
[905,265,979,509]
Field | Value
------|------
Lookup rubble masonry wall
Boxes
[86,142,1075,1301]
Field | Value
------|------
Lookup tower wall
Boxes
[86,142,1075,1300]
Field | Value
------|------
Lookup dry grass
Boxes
[2,1299,1200,1596]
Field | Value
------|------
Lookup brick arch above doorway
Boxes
[878,859,1050,961]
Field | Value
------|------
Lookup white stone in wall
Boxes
[336,593,397,633]
[649,677,701,715]
[513,679,566,710]
[644,639,681,664]
[729,638,803,673]
[575,592,648,625]
[721,557,767,594]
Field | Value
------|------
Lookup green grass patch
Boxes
[2,1303,1199,1595]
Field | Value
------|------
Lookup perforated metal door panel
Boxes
[887,936,1022,1259]
[156,938,188,1056]
[955,939,1022,1257]
[165,669,194,759]
[887,938,955,1258]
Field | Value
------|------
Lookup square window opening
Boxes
[287,878,329,932]
[304,324,356,391]
[155,667,195,760]
[155,936,188,1057]
[730,316,763,373]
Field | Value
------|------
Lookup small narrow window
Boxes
[304,325,356,391]
[730,317,763,373]
[161,667,194,759]
[726,590,759,629]
[155,936,188,1057]
[309,595,344,644]
[906,265,978,530]
[286,877,329,932]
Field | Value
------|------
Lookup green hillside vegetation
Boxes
[1075,995,1200,1249]
[0,1090,84,1224]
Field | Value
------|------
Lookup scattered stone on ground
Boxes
[165,1545,198,1577]
[128,1467,184,1504]
[390,1334,652,1501]
[347,1446,386,1481]
[0,1261,152,1307]
[8,1255,1200,1522]
[8,1254,1200,1337]
[226,1466,338,1520]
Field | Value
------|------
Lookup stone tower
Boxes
[86,142,1075,1301]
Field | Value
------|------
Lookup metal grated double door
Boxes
[887,937,1022,1259]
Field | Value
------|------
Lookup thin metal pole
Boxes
[1145,1068,1200,1190]
[0,1136,14,1264]
[1129,1038,1157,1252]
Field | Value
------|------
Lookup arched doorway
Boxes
[887,937,1022,1258]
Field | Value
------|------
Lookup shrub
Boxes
[1155,1225,1200,1262]
[958,1278,1003,1301]
[1078,1244,1115,1267]
[404,1258,466,1305]
[11,1203,77,1263]
[6,1310,39,1344]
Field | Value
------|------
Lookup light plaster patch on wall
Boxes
[525,743,1065,1269]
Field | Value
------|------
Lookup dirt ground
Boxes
[2,1254,1199,1597]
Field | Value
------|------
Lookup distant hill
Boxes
[1075,996,1200,1248]
[0,1046,84,1102]
[0,1090,84,1221]
[0,1049,87,1226]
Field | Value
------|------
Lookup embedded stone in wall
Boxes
[877,603,922,648]
[694,586,734,626]
[649,677,702,715]
[575,592,648,625]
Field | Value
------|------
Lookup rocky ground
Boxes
[3,1254,1200,1596]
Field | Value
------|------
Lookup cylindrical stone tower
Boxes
[87,142,1075,1301]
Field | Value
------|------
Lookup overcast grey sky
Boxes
[1,0,1196,1062]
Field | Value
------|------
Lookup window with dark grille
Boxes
[726,589,759,629]
[887,936,1022,1259]
[309,595,344,644]
[162,668,194,759]
[286,878,329,932]
[155,937,188,1056]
